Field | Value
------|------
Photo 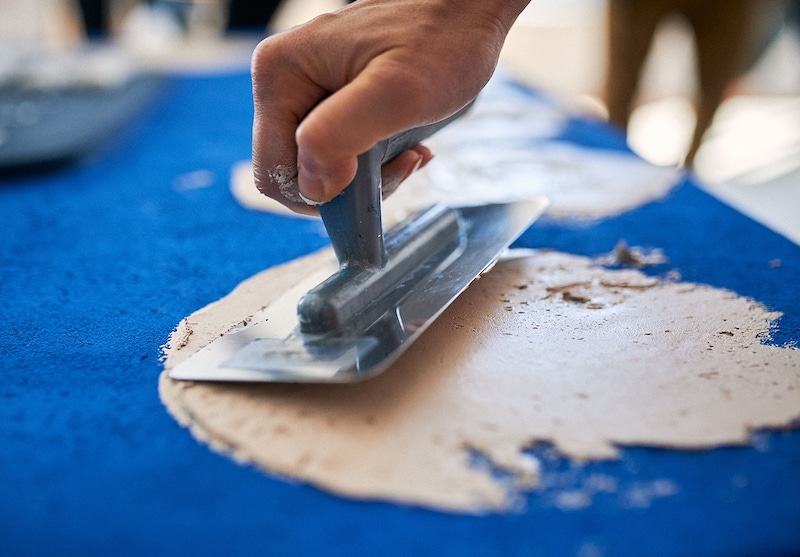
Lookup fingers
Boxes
[249,0,526,214]
[381,145,433,198]
[250,34,328,214]
[253,23,433,211]
[252,32,427,209]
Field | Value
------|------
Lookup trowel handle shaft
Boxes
[382,102,473,163]
[318,101,474,270]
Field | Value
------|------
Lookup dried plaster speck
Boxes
[268,164,302,204]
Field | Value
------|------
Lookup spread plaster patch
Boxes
[160,249,800,513]
[231,76,680,222]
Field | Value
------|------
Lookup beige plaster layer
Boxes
[232,76,680,222]
[160,249,800,513]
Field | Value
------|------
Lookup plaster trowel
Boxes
[169,103,548,383]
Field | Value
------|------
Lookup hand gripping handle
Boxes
[317,101,474,270]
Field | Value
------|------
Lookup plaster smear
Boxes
[232,76,681,222]
[160,249,800,513]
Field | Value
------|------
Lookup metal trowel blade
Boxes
[168,197,548,383]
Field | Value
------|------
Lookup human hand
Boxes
[251,0,529,214]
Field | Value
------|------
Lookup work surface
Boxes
[1,71,799,556]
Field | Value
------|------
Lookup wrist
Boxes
[450,0,531,36]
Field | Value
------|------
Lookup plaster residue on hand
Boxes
[229,75,681,222]
[269,163,302,203]
[231,161,316,219]
[160,249,800,514]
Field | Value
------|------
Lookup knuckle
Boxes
[250,37,282,82]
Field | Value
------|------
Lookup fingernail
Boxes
[399,153,425,185]
[298,164,327,204]
[410,153,425,176]
[383,153,424,198]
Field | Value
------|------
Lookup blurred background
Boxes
[1,0,798,240]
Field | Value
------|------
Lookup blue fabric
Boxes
[1,72,798,556]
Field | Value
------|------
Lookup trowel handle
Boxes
[317,143,387,269]
[382,101,473,163]
[318,100,474,270]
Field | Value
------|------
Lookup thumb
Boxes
[295,63,437,203]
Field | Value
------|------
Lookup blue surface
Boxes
[1,72,798,556]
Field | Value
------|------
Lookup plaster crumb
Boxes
[172,169,215,192]
[160,249,800,513]
[169,318,193,350]
[594,240,669,268]
[619,480,679,508]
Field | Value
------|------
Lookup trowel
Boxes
[169,103,547,383]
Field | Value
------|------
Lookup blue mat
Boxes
[1,72,798,556]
